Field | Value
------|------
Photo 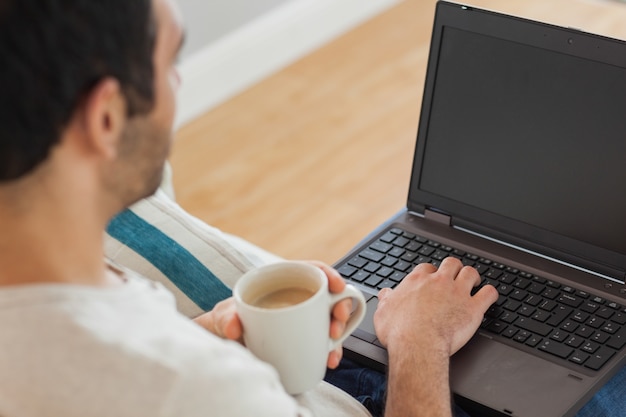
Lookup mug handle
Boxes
[327,284,367,351]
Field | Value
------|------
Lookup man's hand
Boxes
[374,257,498,417]
[375,257,497,355]
[193,297,243,343]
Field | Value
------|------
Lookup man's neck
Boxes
[0,181,113,288]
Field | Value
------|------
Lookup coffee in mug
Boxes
[251,287,315,309]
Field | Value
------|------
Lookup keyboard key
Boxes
[585,347,616,371]
[511,289,529,301]
[486,305,504,318]
[515,317,552,336]
[607,327,626,350]
[485,268,502,279]
[575,325,595,338]
[549,329,569,342]
[524,294,542,306]
[351,271,369,283]
[518,305,535,317]
[532,310,551,322]
[600,322,619,335]
[486,321,507,334]
[364,275,383,288]
[364,262,380,273]
[539,299,557,311]
[348,257,368,268]
[405,241,422,252]
[591,331,610,344]
[558,294,583,308]
[581,341,600,354]
[611,312,626,325]
[597,307,614,320]
[393,237,410,247]
[513,278,531,289]
[542,288,560,300]
[418,246,435,257]
[539,339,574,359]
[572,311,589,323]
[500,311,518,323]
[360,249,384,262]
[561,320,579,332]
[546,280,562,289]
[504,300,522,312]
[502,327,519,338]
[514,330,532,343]
[525,335,542,347]
[500,272,517,284]
[389,271,407,282]
[390,259,407,271]
[377,279,396,290]
[576,290,590,299]
[581,301,600,314]
[569,351,590,365]
[565,335,584,348]
[527,282,546,294]
[586,316,604,329]
[531,275,546,283]
[591,296,606,304]
[498,284,513,296]
[370,241,392,253]
[546,306,573,327]
[402,252,418,262]
[379,232,397,243]
[337,265,357,278]
[381,256,398,268]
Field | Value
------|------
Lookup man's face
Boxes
[106,0,184,207]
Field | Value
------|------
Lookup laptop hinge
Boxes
[425,208,451,226]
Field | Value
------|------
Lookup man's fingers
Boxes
[473,284,499,312]
[436,256,464,278]
[456,265,481,291]
[306,260,346,294]
[332,298,352,322]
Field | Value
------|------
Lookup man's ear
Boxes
[82,77,127,160]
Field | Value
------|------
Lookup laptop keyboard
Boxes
[337,226,626,372]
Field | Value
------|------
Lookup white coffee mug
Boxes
[234,261,366,394]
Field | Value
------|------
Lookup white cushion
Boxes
[105,189,281,317]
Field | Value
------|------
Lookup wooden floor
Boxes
[170,0,626,264]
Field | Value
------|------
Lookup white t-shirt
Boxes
[0,269,370,417]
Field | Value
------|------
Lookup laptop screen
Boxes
[409,2,626,280]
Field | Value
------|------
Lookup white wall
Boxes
[177,0,291,59]
[175,0,402,128]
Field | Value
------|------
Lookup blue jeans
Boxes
[325,358,626,417]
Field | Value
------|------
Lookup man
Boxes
[0,0,494,415]
[0,1,620,417]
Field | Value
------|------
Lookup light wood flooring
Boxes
[170,0,626,264]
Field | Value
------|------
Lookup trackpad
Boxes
[451,335,594,417]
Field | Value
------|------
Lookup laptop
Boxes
[333,2,626,416]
